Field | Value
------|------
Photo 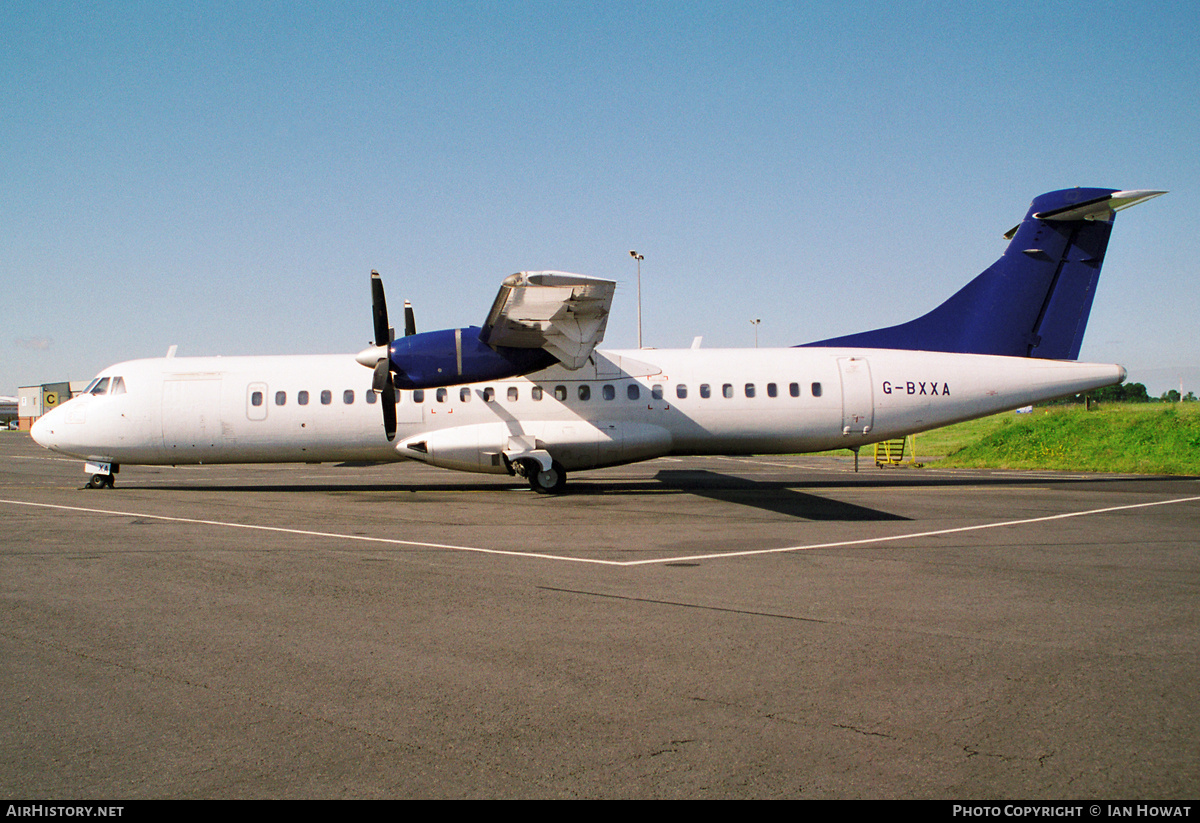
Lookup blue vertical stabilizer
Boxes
[801,188,1164,359]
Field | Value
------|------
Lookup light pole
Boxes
[629,250,644,348]
[751,318,761,348]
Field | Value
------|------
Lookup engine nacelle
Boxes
[390,326,557,390]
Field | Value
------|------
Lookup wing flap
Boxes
[482,272,616,369]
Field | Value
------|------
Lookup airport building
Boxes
[15,382,85,431]
[0,396,16,428]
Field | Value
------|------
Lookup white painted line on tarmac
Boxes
[3,494,1199,568]
[618,494,1200,566]
[0,498,597,564]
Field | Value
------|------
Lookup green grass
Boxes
[889,403,1200,475]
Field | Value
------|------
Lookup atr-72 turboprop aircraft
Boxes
[32,187,1164,492]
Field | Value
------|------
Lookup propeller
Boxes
[358,271,423,442]
[368,270,397,442]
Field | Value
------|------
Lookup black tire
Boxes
[87,474,109,489]
[529,460,567,494]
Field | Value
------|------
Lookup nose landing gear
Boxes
[83,462,118,489]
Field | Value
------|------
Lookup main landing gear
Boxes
[529,460,567,494]
[87,473,115,489]
[513,458,567,494]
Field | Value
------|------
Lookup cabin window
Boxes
[483,387,495,402]
[343,390,354,404]
[436,388,447,403]
[460,388,471,402]
[251,391,264,407]
[812,382,822,397]
[366,391,377,405]
[508,386,519,402]
[676,384,687,399]
[578,385,591,401]
[554,385,567,401]
[767,383,778,398]
[745,383,755,398]
[275,391,286,406]
[700,384,711,399]
[413,389,425,403]
[531,386,543,401]
[320,390,332,405]
[722,383,734,399]
[652,384,664,400]
[602,384,615,401]
[298,390,309,405]
[627,384,640,400]
[110,377,126,395]
[789,382,800,398]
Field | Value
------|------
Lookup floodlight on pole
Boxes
[629,250,644,348]
[751,318,761,348]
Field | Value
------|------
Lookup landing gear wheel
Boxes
[529,460,567,494]
[87,474,113,489]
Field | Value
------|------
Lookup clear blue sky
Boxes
[3,1,1196,397]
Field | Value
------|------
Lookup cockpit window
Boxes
[110,376,126,395]
[90,377,111,395]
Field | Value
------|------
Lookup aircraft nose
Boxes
[30,407,65,450]
[30,414,52,448]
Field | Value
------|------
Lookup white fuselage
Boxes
[31,346,1126,476]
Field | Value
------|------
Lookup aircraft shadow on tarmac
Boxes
[117,466,1192,522]
[120,469,911,521]
[641,469,905,520]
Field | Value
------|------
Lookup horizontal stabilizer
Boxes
[482,272,616,369]
[1005,189,1166,238]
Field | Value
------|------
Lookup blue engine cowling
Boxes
[389,326,558,389]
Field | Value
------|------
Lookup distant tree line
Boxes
[1045,382,1197,406]
[1092,382,1152,402]
[1157,389,1198,403]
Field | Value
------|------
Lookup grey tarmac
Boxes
[1,432,1197,799]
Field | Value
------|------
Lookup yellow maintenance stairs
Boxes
[873,436,924,468]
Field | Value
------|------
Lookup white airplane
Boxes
[32,187,1164,492]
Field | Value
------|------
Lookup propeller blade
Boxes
[381,374,397,442]
[404,300,416,337]
[370,270,393,346]
[370,270,398,441]
[372,358,390,393]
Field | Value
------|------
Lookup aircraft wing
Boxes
[481,271,616,370]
